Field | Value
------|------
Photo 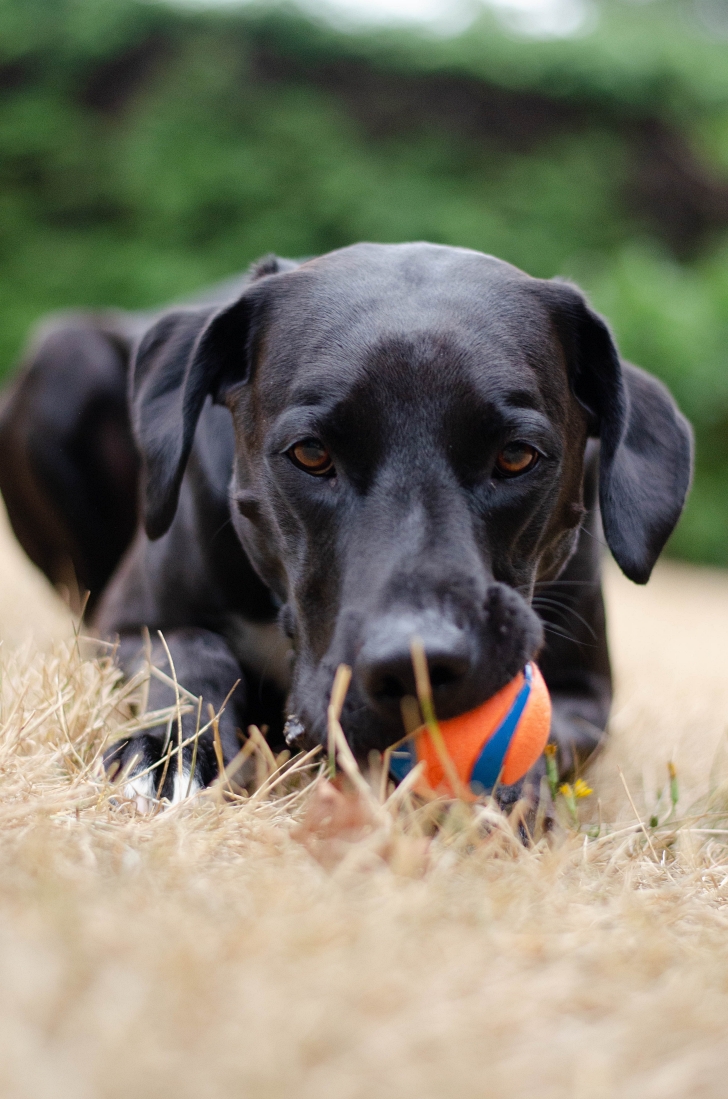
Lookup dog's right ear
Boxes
[131,297,254,540]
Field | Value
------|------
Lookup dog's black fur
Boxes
[0,243,693,808]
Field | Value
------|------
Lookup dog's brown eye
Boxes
[495,443,539,477]
[288,439,334,476]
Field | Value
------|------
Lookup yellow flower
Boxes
[559,783,572,798]
[574,779,593,799]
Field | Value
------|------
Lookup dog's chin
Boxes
[284,683,402,759]
[284,596,544,758]
[283,712,319,753]
[285,670,518,760]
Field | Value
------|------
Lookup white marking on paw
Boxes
[123,772,156,814]
[171,770,202,805]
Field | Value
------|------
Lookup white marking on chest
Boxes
[222,616,292,691]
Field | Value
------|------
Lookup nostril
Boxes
[357,615,474,716]
[364,654,469,710]
[429,663,460,690]
[379,674,406,701]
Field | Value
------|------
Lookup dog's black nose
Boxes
[356,613,473,719]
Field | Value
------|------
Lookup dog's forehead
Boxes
[253,243,569,417]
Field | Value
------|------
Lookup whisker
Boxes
[540,622,592,647]
[211,516,234,543]
[540,618,579,643]
[532,596,598,639]
[533,579,601,587]
[518,578,601,601]
[574,525,608,548]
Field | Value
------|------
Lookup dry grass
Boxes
[1,498,728,1099]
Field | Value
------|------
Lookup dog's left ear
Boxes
[534,280,693,584]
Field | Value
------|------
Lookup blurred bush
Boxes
[1,0,727,563]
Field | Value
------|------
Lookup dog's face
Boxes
[131,243,693,755]
[224,246,589,751]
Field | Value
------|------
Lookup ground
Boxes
[1,497,727,1099]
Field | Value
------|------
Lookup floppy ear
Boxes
[131,295,254,540]
[536,281,693,584]
[130,253,299,540]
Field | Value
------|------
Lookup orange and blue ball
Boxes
[389,662,551,797]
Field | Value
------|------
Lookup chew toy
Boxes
[389,662,551,797]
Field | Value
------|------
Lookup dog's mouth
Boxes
[282,665,533,759]
[281,583,545,758]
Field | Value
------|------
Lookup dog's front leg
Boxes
[104,628,249,810]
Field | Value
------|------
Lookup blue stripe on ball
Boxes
[389,740,417,783]
[388,664,533,793]
[469,663,532,794]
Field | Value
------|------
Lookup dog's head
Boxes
[131,243,692,753]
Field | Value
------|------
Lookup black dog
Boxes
[0,244,692,810]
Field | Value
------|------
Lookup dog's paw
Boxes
[103,734,206,812]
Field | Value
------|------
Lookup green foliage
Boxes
[0,0,727,563]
